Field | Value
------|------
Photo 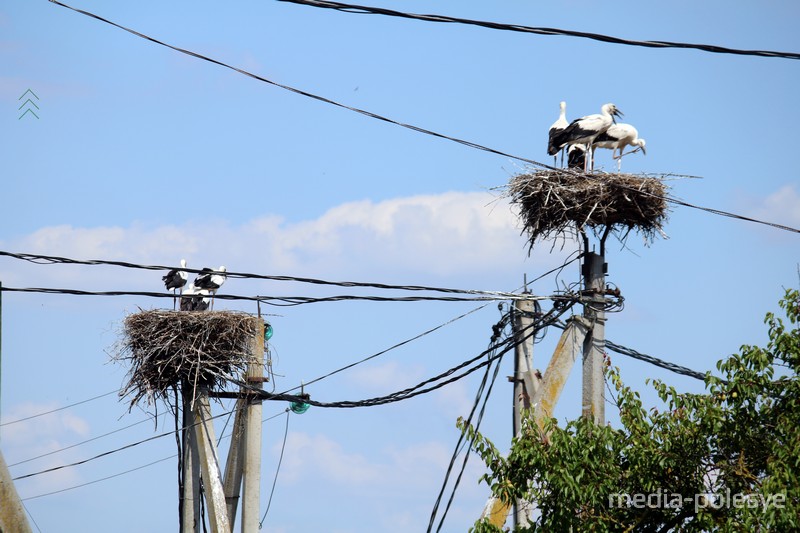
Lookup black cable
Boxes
[605,339,714,382]
[11,408,236,482]
[19,410,289,502]
[0,285,555,305]
[0,390,117,427]
[47,0,552,167]
[244,300,574,408]
[277,0,800,61]
[8,412,166,467]
[21,455,176,501]
[40,4,800,236]
[259,408,290,529]
[436,339,506,533]
[428,319,510,533]
[294,304,490,390]
[0,250,542,300]
[427,345,496,533]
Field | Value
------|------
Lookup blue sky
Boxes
[1,1,799,531]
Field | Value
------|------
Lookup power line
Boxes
[551,321,717,382]
[41,4,800,236]
[246,300,576,408]
[277,0,800,61]
[428,329,508,532]
[0,390,117,427]
[47,0,544,167]
[22,455,175,501]
[8,413,166,468]
[259,409,290,529]
[0,249,542,300]
[605,339,714,382]
[11,409,235,482]
[19,409,289,502]
[0,285,559,305]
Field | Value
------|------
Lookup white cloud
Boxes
[346,360,426,392]
[745,184,800,230]
[2,191,572,289]
[2,402,92,497]
[279,431,382,485]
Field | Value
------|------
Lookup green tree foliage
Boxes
[465,289,800,532]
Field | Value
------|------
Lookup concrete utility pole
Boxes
[0,450,33,533]
[222,399,246,529]
[193,391,231,533]
[241,320,264,532]
[181,393,202,533]
[581,251,606,425]
[511,296,536,528]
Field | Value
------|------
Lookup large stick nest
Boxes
[115,310,260,409]
[507,170,669,250]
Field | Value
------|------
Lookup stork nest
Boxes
[115,310,260,409]
[506,170,669,250]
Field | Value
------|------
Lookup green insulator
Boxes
[264,323,274,341]
[290,401,310,414]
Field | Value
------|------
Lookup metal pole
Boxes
[241,321,264,532]
[582,252,606,424]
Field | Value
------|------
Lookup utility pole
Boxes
[222,399,246,529]
[511,296,536,529]
[582,251,606,424]
[181,391,201,533]
[241,320,264,532]
[193,390,231,533]
[0,280,32,533]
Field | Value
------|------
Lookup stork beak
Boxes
[641,145,647,155]
[613,108,623,124]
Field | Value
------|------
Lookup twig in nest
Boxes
[505,169,669,252]
[114,310,260,410]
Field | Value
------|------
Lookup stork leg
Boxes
[172,289,177,311]
[586,145,594,172]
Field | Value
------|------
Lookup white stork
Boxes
[162,259,188,310]
[549,103,623,172]
[567,144,586,170]
[546,101,568,167]
[593,123,646,171]
[179,284,210,312]
[194,266,227,310]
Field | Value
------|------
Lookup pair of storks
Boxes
[547,101,646,172]
[162,260,227,311]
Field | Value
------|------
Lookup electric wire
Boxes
[605,339,713,382]
[239,300,575,408]
[16,409,293,501]
[428,314,511,532]
[277,0,800,61]
[33,4,800,236]
[22,455,175,501]
[11,409,236,482]
[0,250,546,300]
[8,412,166,467]
[21,501,43,533]
[290,303,490,391]
[0,390,117,427]
[436,344,505,533]
[427,343,497,533]
[259,408,291,530]
[0,286,556,305]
